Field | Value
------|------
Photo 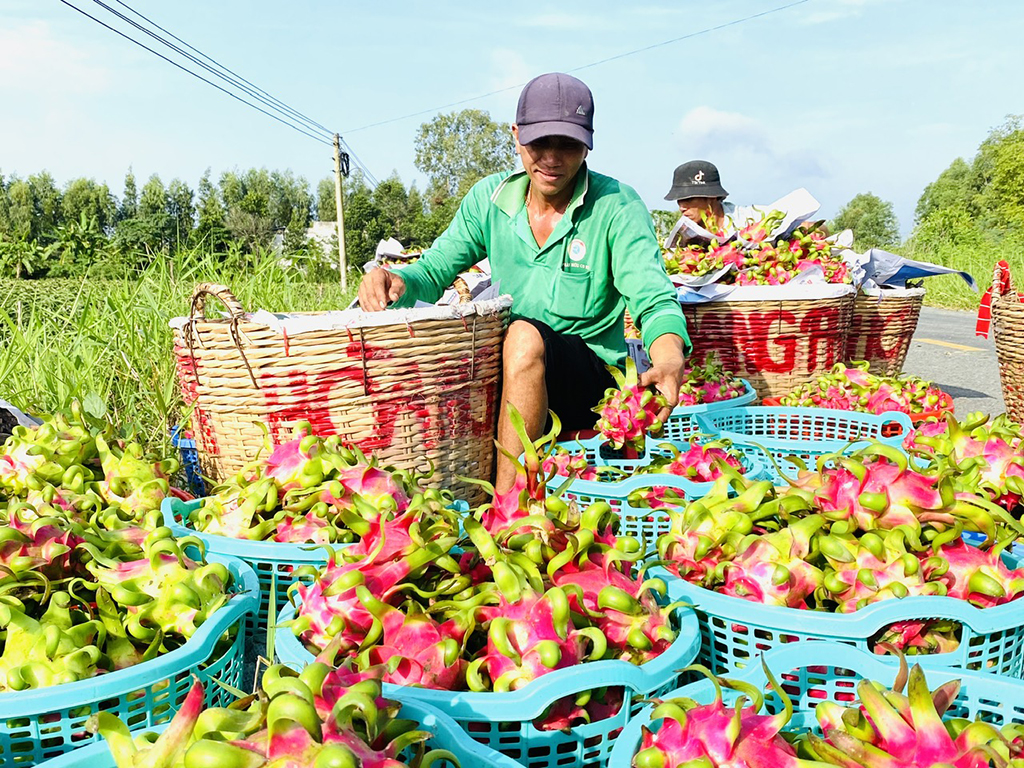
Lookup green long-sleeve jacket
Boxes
[394,166,689,366]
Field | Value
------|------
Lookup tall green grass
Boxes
[906,238,1024,311]
[0,251,356,454]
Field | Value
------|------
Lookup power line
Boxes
[106,0,334,139]
[60,0,381,187]
[58,0,333,147]
[342,0,811,134]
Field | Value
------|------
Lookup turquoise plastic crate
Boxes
[694,406,913,482]
[659,379,758,442]
[556,433,768,543]
[655,543,1024,678]
[276,601,701,768]
[609,641,1024,768]
[162,497,333,655]
[0,554,259,765]
[36,696,522,768]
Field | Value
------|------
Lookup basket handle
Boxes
[453,276,472,304]
[190,283,247,321]
[992,260,1015,298]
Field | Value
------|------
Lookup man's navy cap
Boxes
[664,160,728,201]
[515,73,594,150]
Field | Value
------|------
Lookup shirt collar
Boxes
[491,164,591,218]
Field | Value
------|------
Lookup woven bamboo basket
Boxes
[844,286,924,376]
[172,283,509,505]
[991,266,1024,424]
[679,293,856,399]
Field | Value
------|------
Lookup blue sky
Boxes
[2,0,1022,235]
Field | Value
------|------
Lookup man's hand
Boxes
[358,269,406,311]
[639,334,687,424]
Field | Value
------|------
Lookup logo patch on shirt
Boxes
[568,239,586,261]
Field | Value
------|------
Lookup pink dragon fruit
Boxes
[677,352,747,406]
[593,358,668,451]
[467,587,607,693]
[919,538,1024,609]
[817,530,947,613]
[633,662,807,767]
[659,439,743,482]
[716,516,825,608]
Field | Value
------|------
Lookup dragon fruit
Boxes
[778,360,953,416]
[919,538,1024,609]
[632,660,808,768]
[593,357,668,450]
[907,412,1024,515]
[817,529,947,613]
[642,438,743,482]
[92,663,454,768]
[804,660,1002,767]
[677,352,747,406]
[717,516,825,608]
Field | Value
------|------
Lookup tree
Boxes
[6,180,34,241]
[119,167,138,222]
[975,115,1024,232]
[414,109,517,202]
[27,172,62,241]
[166,178,195,248]
[316,177,336,221]
[830,192,900,251]
[195,169,228,251]
[915,157,979,224]
[61,178,116,234]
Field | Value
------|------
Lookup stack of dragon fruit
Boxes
[0,405,241,692]
[776,360,954,416]
[662,210,851,286]
[629,653,1024,768]
[187,422,454,544]
[286,407,686,731]
[655,435,1024,654]
[88,664,459,768]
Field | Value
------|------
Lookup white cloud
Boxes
[678,106,770,156]
[0,20,112,94]
[799,0,902,26]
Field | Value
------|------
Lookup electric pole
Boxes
[333,134,349,291]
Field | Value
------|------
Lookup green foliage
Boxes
[0,252,356,453]
[414,108,517,202]
[41,212,109,278]
[650,210,678,242]
[61,178,116,233]
[829,192,900,251]
[119,168,138,222]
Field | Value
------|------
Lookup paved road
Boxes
[902,306,1005,417]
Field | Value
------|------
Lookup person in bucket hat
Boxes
[664,159,733,232]
[358,73,689,492]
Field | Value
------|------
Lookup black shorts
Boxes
[518,318,617,433]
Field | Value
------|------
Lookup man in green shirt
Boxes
[358,73,689,492]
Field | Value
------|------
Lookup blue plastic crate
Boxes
[170,425,204,497]
[36,696,522,768]
[659,379,758,442]
[0,555,259,765]
[694,406,913,482]
[609,641,1024,768]
[555,433,768,543]
[162,497,335,655]
[276,600,701,768]
[654,542,1024,679]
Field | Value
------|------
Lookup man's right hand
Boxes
[358,269,406,311]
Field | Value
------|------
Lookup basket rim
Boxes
[0,554,259,717]
[608,639,1024,768]
[695,405,914,437]
[275,600,701,721]
[162,497,339,561]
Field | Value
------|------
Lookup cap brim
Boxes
[517,121,593,150]
[664,182,728,201]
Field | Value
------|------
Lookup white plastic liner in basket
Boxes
[169,295,513,336]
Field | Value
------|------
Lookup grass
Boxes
[906,239,1024,311]
[0,251,356,456]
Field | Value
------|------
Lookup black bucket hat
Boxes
[664,160,728,201]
